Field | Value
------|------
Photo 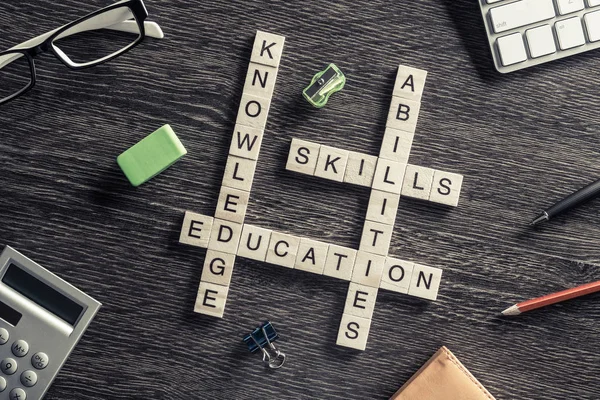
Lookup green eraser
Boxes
[117,124,187,187]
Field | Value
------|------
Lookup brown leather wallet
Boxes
[389,346,496,400]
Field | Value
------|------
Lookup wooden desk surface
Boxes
[1,1,599,399]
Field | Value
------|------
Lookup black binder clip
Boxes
[243,321,286,369]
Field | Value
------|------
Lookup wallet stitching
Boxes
[442,347,495,400]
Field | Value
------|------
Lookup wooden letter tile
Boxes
[366,190,400,226]
[228,124,264,161]
[285,138,321,176]
[237,224,272,262]
[314,145,349,182]
[386,96,421,134]
[408,264,443,301]
[179,212,214,248]
[266,231,300,268]
[201,250,236,287]
[207,219,243,255]
[194,281,229,318]
[243,62,279,99]
[429,170,464,207]
[336,313,372,351]
[344,151,378,187]
[401,164,435,200]
[236,93,271,129]
[250,31,285,68]
[359,221,393,256]
[379,257,415,294]
[344,282,378,320]
[323,244,357,281]
[393,65,428,101]
[215,186,249,224]
[372,158,406,195]
[379,127,414,164]
[351,251,386,288]
[222,155,257,192]
[294,238,329,274]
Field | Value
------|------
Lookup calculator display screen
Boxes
[0,299,22,326]
[2,263,84,326]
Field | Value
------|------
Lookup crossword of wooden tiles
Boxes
[179,31,464,350]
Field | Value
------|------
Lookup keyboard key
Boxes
[588,0,600,6]
[585,11,600,41]
[526,25,557,57]
[497,33,528,66]
[557,0,585,14]
[556,17,586,49]
[489,0,555,33]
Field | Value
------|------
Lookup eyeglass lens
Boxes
[0,53,32,103]
[52,6,141,67]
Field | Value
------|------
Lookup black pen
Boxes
[531,177,600,226]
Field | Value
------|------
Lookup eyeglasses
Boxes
[0,0,164,106]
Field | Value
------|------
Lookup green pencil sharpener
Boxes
[302,63,346,108]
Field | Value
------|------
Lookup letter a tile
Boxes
[295,238,329,274]
[393,65,428,101]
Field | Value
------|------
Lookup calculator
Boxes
[0,246,101,400]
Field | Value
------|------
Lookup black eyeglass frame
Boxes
[0,0,149,105]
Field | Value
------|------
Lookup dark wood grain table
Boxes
[1,1,600,399]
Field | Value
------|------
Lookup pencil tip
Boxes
[501,305,521,316]
[530,212,548,226]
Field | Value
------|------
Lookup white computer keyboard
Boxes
[480,0,600,73]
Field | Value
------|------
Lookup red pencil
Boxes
[502,280,600,316]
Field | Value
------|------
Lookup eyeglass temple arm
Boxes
[0,14,163,68]
[10,20,163,51]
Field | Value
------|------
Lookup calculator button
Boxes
[20,370,37,387]
[11,341,29,357]
[9,388,26,400]
[0,377,6,392]
[31,352,48,370]
[0,329,9,345]
[1,358,17,375]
